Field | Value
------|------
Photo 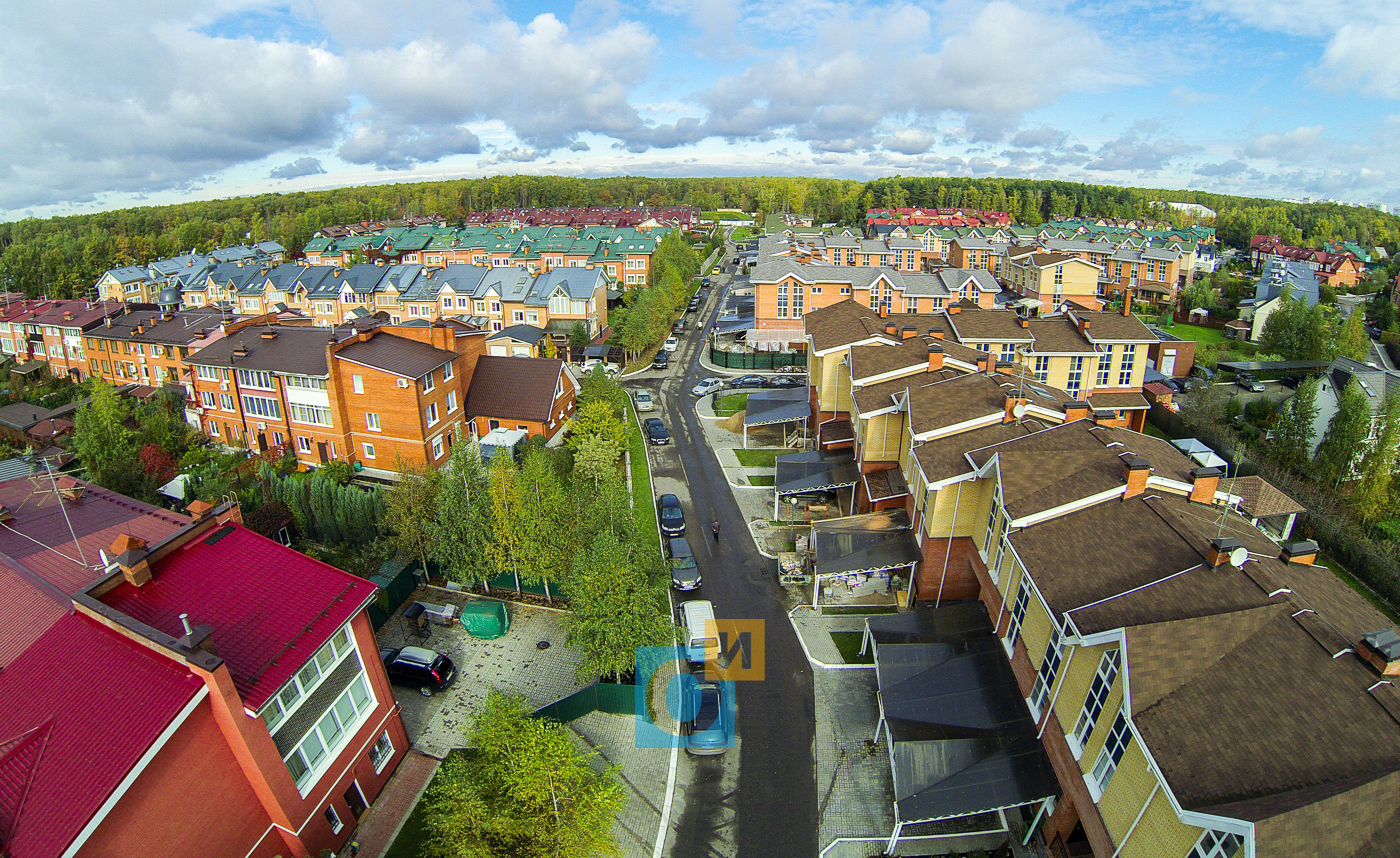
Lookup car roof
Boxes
[396,646,438,664]
[669,536,692,552]
[660,493,679,504]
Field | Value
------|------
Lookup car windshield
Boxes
[662,507,682,522]
[671,555,696,570]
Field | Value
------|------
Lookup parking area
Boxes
[377,593,586,757]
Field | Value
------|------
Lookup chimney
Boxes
[879,304,888,318]
[1189,466,1222,504]
[1121,290,1132,317]
[1004,394,1028,423]
[1121,455,1151,499]
[1064,401,1091,421]
[901,325,917,340]
[976,353,992,374]
[57,482,84,502]
[884,322,897,337]
[186,499,214,521]
[1358,629,1400,676]
[1077,316,1091,335]
[1206,536,1244,567]
[927,344,944,372]
[232,346,248,359]
[1279,540,1318,565]
[1018,316,1029,328]
[947,304,962,315]
[175,616,219,658]
[928,326,944,340]
[260,330,278,340]
[109,533,152,587]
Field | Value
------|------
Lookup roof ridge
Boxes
[0,720,53,848]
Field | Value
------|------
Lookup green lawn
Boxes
[829,631,874,664]
[733,448,782,468]
[747,475,776,486]
[382,797,430,858]
[626,407,661,552]
[714,392,750,416]
[1157,322,1228,345]
[1140,421,1173,441]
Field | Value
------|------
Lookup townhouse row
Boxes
[0,477,410,858]
[796,298,1400,858]
[1248,235,1363,287]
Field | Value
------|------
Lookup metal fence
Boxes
[533,682,637,722]
[710,346,807,370]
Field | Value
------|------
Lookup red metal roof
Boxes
[0,476,188,597]
[99,524,376,709]
[0,614,202,858]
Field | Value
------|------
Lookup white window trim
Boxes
[370,731,395,773]
[325,805,344,834]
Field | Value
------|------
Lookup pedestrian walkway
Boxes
[787,607,873,667]
[350,749,440,858]
[570,712,676,858]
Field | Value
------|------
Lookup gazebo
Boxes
[773,450,859,519]
[741,388,809,448]
[810,509,921,608]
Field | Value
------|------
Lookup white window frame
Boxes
[1119,344,1136,386]
[241,395,281,420]
[1004,584,1029,657]
[422,372,435,393]
[237,369,274,390]
[426,402,439,426]
[325,805,344,834]
[1087,710,1131,799]
[442,361,453,381]
[257,627,355,733]
[446,391,457,413]
[366,412,380,431]
[1186,830,1243,858]
[369,731,395,773]
[297,436,312,453]
[220,393,236,412]
[352,374,364,394]
[200,391,217,409]
[1028,626,1066,718]
[431,435,444,458]
[289,403,332,426]
[1069,649,1121,758]
[362,443,376,460]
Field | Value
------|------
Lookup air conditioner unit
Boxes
[220,381,228,391]
[397,378,409,388]
[257,422,267,431]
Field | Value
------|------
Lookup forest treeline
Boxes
[3,174,1399,299]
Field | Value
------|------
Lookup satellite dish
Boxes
[1012,402,1028,419]
[1229,546,1249,567]
[98,548,110,570]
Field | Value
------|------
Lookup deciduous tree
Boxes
[384,459,441,573]
[564,531,674,681]
[1270,376,1320,474]
[1316,380,1372,486]
[1352,395,1400,522]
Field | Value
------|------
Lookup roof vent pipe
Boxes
[180,613,193,636]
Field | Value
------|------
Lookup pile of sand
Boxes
[720,411,747,433]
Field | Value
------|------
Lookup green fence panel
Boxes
[367,603,389,631]
[709,346,807,370]
[596,682,637,715]
[482,572,568,601]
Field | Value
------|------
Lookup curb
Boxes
[784,610,877,671]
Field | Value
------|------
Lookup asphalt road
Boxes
[625,260,818,858]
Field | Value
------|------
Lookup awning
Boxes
[743,388,810,427]
[864,467,909,503]
[1173,438,1228,469]
[870,603,1060,828]
[10,360,45,376]
[813,509,921,577]
[775,450,859,495]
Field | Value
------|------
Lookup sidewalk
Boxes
[351,749,439,858]
[570,712,675,858]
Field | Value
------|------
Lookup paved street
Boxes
[625,257,819,858]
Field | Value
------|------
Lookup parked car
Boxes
[765,375,806,388]
[1163,377,1186,394]
[645,417,671,445]
[381,646,456,696]
[692,377,724,396]
[579,359,620,377]
[673,319,686,334]
[652,351,670,370]
[1191,365,1215,383]
[659,493,686,537]
[668,536,701,590]
[1278,375,1301,389]
[663,336,679,352]
[783,490,835,506]
[729,374,767,389]
[634,390,656,412]
[688,296,701,311]
[682,671,732,756]
[1236,371,1265,393]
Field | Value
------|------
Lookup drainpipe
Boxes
[1110,781,1161,858]
[935,480,964,608]
[1037,644,1077,740]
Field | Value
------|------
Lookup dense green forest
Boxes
[3,174,1399,299]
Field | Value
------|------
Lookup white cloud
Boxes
[1243,125,1325,161]
[1085,121,1199,172]
[270,157,327,179]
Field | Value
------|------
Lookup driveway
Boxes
[377,595,585,758]
[624,256,819,858]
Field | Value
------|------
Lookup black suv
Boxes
[668,536,700,590]
[659,493,685,537]
[381,646,456,696]
[645,417,671,445]
[652,350,670,370]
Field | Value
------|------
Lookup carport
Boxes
[866,603,1060,854]
[811,509,921,608]
[741,388,809,448]
[773,450,859,519]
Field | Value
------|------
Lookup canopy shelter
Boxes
[1172,437,1227,470]
[868,603,1060,854]
[741,388,809,447]
[1216,359,1331,374]
[811,509,921,608]
[774,450,859,519]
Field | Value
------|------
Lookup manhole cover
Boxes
[536,640,551,650]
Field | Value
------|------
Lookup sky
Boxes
[3,0,1400,222]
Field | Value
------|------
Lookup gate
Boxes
[533,682,637,722]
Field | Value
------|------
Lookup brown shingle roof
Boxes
[185,325,342,377]
[911,420,1046,484]
[1073,310,1155,342]
[804,300,947,354]
[1232,475,1306,518]
[465,356,565,422]
[905,373,1011,436]
[336,334,456,379]
[944,308,1034,343]
[1025,317,1093,354]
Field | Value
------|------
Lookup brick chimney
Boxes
[901,325,917,340]
[879,304,888,318]
[1017,316,1029,328]
[947,305,962,315]
[927,344,944,372]
[1279,540,1317,565]
[1121,289,1132,317]
[1358,628,1400,676]
[1189,466,1222,504]
[186,499,213,521]
[1064,401,1091,421]
[927,326,944,340]
[1206,536,1244,567]
[1004,394,1028,423]
[885,322,897,336]
[976,353,992,374]
[109,533,152,587]
[1121,455,1151,499]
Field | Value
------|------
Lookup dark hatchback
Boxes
[381,646,456,696]
[729,374,767,389]
[659,493,686,536]
[645,418,670,445]
[765,375,806,388]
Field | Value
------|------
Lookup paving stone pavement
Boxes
[813,668,894,851]
[378,595,587,758]
[789,607,874,666]
[570,712,676,858]
[348,749,439,858]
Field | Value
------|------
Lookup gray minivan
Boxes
[669,537,700,590]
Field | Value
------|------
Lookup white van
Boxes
[679,600,717,664]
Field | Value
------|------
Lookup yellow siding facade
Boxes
[860,413,904,462]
